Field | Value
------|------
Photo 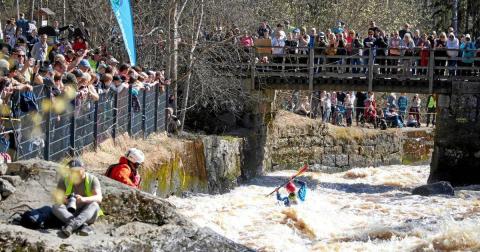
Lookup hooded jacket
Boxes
[107,156,140,188]
[446,36,459,57]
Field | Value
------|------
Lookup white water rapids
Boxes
[168,165,480,251]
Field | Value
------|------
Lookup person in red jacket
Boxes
[106,148,145,189]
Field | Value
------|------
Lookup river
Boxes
[167,165,480,251]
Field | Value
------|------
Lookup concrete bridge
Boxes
[241,47,480,186]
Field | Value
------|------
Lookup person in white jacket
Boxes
[446,33,459,76]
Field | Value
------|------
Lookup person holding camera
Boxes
[52,159,102,237]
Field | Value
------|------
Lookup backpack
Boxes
[19,206,62,230]
[19,91,39,113]
[105,163,119,177]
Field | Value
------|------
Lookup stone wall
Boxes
[140,135,243,197]
[266,111,434,172]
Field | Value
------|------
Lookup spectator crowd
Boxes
[0,14,175,151]
[205,19,480,77]
[284,90,435,129]
[200,19,479,129]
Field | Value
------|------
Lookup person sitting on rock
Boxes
[53,159,103,237]
[105,148,145,189]
[406,114,418,127]
[276,180,307,207]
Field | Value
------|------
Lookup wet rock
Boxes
[0,178,15,198]
[412,181,455,196]
[0,160,252,251]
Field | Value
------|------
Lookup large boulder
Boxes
[0,175,22,187]
[412,181,455,196]
[0,159,252,251]
[0,178,15,198]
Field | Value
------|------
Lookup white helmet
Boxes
[125,148,145,164]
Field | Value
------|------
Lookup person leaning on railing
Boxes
[460,34,476,76]
[446,33,459,77]
[434,32,448,76]
[388,31,401,75]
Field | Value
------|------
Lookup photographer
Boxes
[52,159,102,237]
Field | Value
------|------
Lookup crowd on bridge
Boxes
[285,90,436,129]
[0,14,177,157]
[203,19,480,77]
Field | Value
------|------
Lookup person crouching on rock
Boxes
[105,148,145,189]
[53,159,103,237]
[276,180,307,207]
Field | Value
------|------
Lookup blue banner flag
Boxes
[110,0,137,65]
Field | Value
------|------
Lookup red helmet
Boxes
[286,181,296,193]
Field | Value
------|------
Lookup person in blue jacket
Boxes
[276,180,307,206]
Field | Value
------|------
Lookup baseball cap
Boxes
[79,59,91,68]
[67,159,85,169]
[318,32,325,37]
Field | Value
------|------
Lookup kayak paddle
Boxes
[266,163,308,197]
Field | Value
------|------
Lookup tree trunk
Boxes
[171,3,178,114]
[30,0,35,20]
[63,0,66,25]
[180,0,204,131]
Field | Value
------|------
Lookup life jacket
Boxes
[427,95,436,109]
[64,173,104,217]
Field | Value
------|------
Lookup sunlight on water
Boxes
[168,165,480,251]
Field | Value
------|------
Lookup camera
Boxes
[66,193,77,213]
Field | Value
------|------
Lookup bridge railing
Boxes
[247,46,480,92]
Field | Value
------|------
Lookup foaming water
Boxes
[167,165,480,251]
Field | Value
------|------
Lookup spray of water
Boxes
[168,165,480,251]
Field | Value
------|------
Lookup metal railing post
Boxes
[142,89,147,139]
[69,102,76,157]
[429,49,435,93]
[43,90,51,161]
[127,85,133,136]
[93,98,99,151]
[308,48,314,91]
[368,48,374,92]
[154,85,159,132]
[112,92,118,140]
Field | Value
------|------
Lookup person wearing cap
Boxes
[52,159,103,237]
[105,148,145,189]
[78,59,91,73]
[276,179,307,207]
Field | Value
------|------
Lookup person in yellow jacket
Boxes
[52,159,102,237]
[426,94,436,127]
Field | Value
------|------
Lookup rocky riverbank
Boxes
[0,160,252,251]
[82,133,243,197]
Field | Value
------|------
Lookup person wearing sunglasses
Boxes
[105,148,145,189]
